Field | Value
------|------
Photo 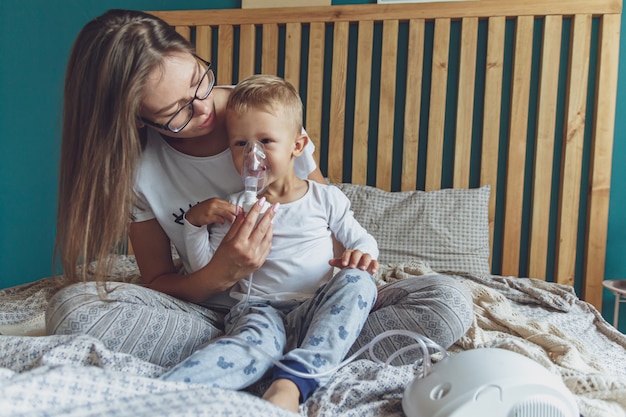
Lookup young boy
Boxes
[162,74,379,412]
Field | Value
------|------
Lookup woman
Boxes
[48,8,473,389]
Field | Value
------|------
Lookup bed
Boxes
[1,1,625,416]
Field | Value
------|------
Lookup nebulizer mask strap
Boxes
[242,140,269,213]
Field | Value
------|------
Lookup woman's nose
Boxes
[193,92,212,114]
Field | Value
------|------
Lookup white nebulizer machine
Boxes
[241,140,270,213]
[401,347,579,417]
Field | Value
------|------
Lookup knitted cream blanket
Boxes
[377,261,626,417]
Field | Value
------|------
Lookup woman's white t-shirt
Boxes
[133,127,317,273]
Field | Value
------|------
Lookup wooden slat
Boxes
[528,15,562,280]
[501,15,534,277]
[175,26,191,41]
[376,19,399,191]
[148,0,621,26]
[480,16,505,270]
[453,17,478,189]
[238,24,256,80]
[305,22,325,168]
[555,14,592,287]
[217,25,234,85]
[328,21,349,183]
[352,20,374,186]
[400,18,425,192]
[425,18,450,191]
[585,13,620,309]
[195,26,213,60]
[261,23,279,75]
[284,23,302,91]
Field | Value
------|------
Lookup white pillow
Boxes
[334,183,491,275]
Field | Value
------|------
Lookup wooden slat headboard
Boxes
[147,0,621,309]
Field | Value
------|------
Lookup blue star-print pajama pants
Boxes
[159,268,377,394]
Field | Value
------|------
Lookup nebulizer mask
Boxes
[242,140,270,213]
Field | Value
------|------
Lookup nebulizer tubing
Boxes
[230,140,448,380]
[228,328,449,380]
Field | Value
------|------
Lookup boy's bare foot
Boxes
[262,378,300,413]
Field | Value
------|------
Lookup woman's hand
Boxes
[329,249,379,274]
[185,198,238,227]
[209,197,280,284]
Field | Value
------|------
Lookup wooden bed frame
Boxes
[147,0,621,310]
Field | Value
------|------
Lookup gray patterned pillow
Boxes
[334,183,491,275]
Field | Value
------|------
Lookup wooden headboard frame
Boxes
[147,0,621,309]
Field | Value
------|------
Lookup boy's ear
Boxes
[293,133,308,157]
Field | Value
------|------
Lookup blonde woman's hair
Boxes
[56,9,194,283]
[226,74,303,136]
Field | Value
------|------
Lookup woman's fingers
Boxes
[249,201,279,243]
[217,198,279,278]
[224,197,266,240]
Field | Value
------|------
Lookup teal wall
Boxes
[0,1,624,327]
[603,8,626,332]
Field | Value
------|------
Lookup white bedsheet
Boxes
[1,258,625,417]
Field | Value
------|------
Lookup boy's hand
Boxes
[329,249,379,274]
[185,198,238,227]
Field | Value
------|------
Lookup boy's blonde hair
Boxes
[226,74,303,136]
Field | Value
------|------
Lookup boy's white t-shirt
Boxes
[132,127,317,273]
[184,180,379,302]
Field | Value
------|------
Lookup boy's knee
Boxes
[335,268,378,301]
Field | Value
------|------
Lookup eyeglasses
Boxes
[141,57,215,133]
